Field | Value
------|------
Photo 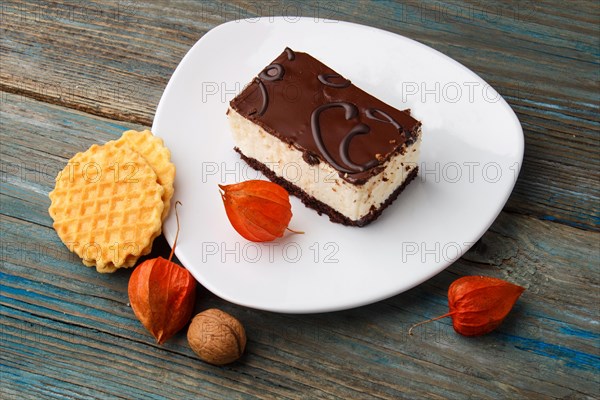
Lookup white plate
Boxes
[153,18,523,313]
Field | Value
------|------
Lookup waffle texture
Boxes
[115,130,175,220]
[49,140,164,273]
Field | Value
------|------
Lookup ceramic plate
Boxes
[153,18,523,313]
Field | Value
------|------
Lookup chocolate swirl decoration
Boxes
[259,63,285,81]
[318,73,351,88]
[311,102,379,173]
[253,63,286,116]
[284,47,295,60]
[366,108,402,130]
[254,78,268,116]
[339,124,379,171]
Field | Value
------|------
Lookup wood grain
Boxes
[2,92,599,399]
[2,0,599,398]
[1,0,598,230]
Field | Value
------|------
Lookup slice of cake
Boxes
[227,47,422,226]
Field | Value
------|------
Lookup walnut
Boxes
[187,309,246,365]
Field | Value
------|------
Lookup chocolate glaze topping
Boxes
[311,102,378,173]
[284,47,295,61]
[254,78,268,116]
[366,108,401,130]
[229,48,421,184]
[259,63,285,81]
[318,73,351,88]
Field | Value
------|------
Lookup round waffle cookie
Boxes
[49,140,165,273]
[114,130,175,221]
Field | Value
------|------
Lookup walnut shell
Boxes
[187,309,246,365]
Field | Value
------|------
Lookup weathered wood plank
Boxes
[1,92,599,398]
[1,0,598,230]
[3,210,599,399]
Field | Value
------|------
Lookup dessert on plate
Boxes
[227,47,422,226]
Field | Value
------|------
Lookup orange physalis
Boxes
[128,202,196,344]
[219,180,296,242]
[409,276,525,336]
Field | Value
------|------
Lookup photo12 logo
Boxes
[401,241,474,263]
[201,241,340,264]
[401,81,502,104]
[198,1,341,23]
[2,1,139,24]
[54,161,140,183]
[394,1,536,25]
[201,80,304,104]
[419,161,521,185]
[1,161,58,184]
[3,74,141,107]
[1,241,80,264]
[199,160,340,185]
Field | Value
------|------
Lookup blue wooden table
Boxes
[1,1,599,398]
